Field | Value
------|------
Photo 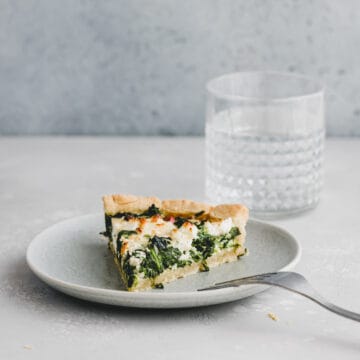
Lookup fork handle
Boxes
[208,272,360,322]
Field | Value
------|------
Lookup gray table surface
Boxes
[0,137,359,359]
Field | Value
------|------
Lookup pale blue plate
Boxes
[27,214,301,308]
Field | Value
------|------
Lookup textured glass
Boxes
[205,72,324,218]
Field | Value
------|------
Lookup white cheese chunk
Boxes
[205,218,234,236]
[205,221,219,236]
[171,223,198,253]
[111,216,237,271]
[179,252,191,261]
[112,218,139,233]
[126,240,144,253]
[111,218,140,252]
[129,256,142,268]
[128,251,146,269]
[140,217,176,237]
[220,218,233,233]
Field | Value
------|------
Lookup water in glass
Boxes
[206,109,324,217]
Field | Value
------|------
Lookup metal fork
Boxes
[198,271,360,322]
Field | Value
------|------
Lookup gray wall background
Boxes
[0,0,359,136]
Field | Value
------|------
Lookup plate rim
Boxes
[26,213,302,303]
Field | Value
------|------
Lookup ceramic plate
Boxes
[27,214,301,308]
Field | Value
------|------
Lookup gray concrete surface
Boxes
[0,1,360,136]
[0,136,359,359]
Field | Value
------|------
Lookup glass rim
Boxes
[206,71,324,102]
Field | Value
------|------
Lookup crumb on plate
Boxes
[268,312,278,321]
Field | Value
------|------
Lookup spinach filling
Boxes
[115,230,139,288]
[190,225,241,267]
[116,230,137,255]
[153,283,164,289]
[102,214,113,237]
[194,210,205,217]
[174,217,188,228]
[103,204,161,236]
[139,236,191,279]
[173,210,205,228]
[106,205,242,287]
[130,225,241,283]
[113,204,161,220]
[141,204,161,217]
[122,253,138,288]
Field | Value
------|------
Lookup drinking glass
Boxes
[205,71,324,218]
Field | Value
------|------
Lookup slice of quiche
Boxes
[102,194,249,291]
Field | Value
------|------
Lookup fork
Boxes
[198,271,360,322]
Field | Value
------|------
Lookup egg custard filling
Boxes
[102,195,248,291]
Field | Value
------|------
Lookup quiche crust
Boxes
[103,194,161,216]
[103,194,249,224]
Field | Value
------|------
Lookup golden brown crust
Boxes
[210,204,249,226]
[103,194,249,225]
[103,194,161,216]
[161,199,212,217]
